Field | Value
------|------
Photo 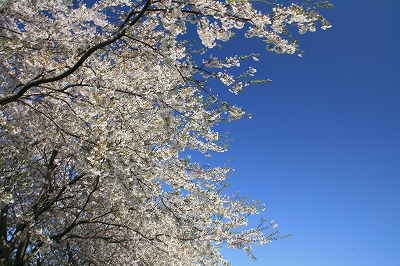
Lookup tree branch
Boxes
[0,0,152,105]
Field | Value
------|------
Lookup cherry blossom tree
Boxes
[0,0,331,264]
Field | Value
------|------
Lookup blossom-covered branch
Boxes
[0,0,331,264]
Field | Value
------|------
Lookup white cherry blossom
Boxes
[0,0,331,264]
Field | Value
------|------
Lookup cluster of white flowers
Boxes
[228,106,245,121]
[0,0,331,264]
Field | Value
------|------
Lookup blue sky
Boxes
[209,0,400,265]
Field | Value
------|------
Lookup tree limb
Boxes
[0,0,152,106]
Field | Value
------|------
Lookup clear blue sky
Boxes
[208,0,400,265]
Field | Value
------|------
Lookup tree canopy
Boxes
[0,0,331,265]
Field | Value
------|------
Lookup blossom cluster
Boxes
[0,0,331,264]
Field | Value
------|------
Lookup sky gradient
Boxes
[209,0,400,265]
